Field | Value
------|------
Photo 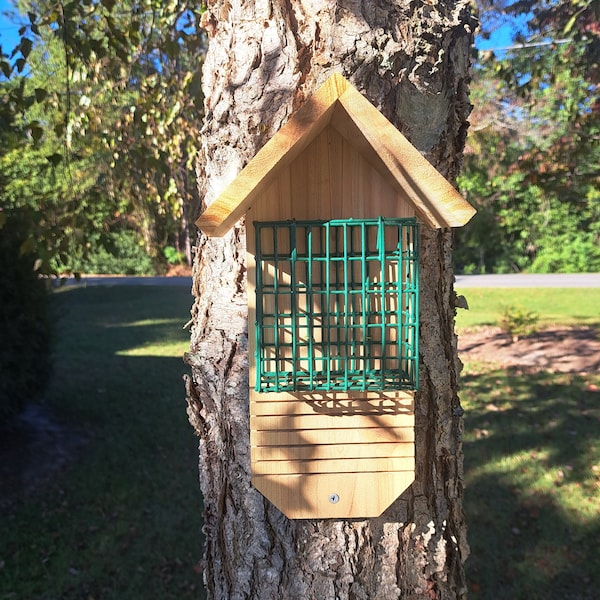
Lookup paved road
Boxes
[455,273,600,288]
[57,273,600,288]
[55,275,192,287]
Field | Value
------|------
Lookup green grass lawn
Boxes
[0,285,205,600]
[461,366,600,600]
[455,287,600,331]
[457,287,600,599]
[1,285,598,600]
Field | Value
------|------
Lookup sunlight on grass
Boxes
[0,286,204,600]
[461,363,600,599]
[116,341,189,357]
[105,318,186,328]
[455,287,600,331]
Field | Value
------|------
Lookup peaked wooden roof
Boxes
[196,73,475,236]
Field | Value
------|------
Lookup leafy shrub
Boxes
[163,245,185,265]
[530,233,600,273]
[0,212,52,424]
[500,305,540,343]
[61,230,156,275]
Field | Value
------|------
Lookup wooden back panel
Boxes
[247,123,416,223]
[250,389,415,519]
[245,121,417,518]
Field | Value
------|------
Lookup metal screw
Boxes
[329,493,340,504]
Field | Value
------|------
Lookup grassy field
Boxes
[461,366,600,599]
[456,287,600,599]
[0,285,205,599]
[454,287,600,331]
[1,284,598,600]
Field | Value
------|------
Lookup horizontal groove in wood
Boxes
[253,456,415,475]
[251,427,414,447]
[250,390,415,403]
[252,441,414,461]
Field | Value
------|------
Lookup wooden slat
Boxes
[252,471,415,519]
[253,456,414,475]
[251,427,414,447]
[252,441,413,461]
[250,399,412,416]
[251,413,412,431]
[250,389,414,403]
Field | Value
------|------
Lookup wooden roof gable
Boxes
[196,73,475,236]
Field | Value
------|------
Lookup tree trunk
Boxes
[185,1,475,598]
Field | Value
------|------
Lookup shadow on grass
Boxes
[0,286,206,600]
[461,367,600,600]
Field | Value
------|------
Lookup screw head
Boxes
[329,493,340,504]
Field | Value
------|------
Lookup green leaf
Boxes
[30,123,44,143]
[34,87,47,102]
[563,13,578,35]
[0,60,11,78]
[20,37,33,60]
[46,153,63,167]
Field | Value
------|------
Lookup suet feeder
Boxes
[196,74,475,519]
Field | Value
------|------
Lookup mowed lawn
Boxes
[1,284,598,600]
[455,287,600,331]
[456,287,600,600]
[0,285,205,600]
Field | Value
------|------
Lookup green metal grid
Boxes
[254,217,419,392]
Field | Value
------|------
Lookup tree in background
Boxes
[0,76,51,424]
[185,1,475,597]
[1,0,206,274]
[455,0,600,273]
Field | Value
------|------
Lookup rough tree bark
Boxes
[184,1,476,598]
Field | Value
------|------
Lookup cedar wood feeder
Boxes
[196,74,476,519]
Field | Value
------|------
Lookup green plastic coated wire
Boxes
[254,218,420,392]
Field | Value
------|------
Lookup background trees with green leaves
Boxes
[1,0,206,275]
[2,0,598,277]
[455,0,599,273]
[0,0,206,423]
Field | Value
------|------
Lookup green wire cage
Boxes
[254,217,420,393]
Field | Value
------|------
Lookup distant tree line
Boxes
[455,0,599,273]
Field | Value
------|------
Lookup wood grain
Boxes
[196,73,475,236]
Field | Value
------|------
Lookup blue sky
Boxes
[0,0,24,53]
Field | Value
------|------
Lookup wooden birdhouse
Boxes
[196,74,475,519]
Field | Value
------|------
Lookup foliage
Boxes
[0,284,204,598]
[456,0,600,273]
[499,304,540,341]
[461,366,600,599]
[63,230,156,275]
[163,245,186,265]
[0,211,52,423]
[0,0,206,274]
[0,38,114,274]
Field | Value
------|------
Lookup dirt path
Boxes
[458,326,600,373]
